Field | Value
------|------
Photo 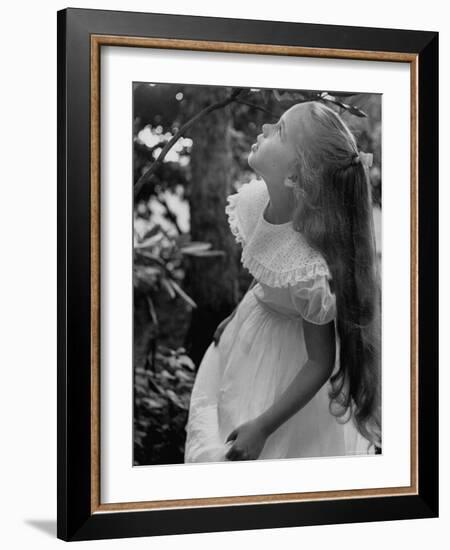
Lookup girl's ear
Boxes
[287,158,301,182]
[284,167,301,189]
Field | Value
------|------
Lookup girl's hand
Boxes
[213,312,236,347]
[224,419,268,461]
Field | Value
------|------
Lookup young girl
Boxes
[184,100,381,463]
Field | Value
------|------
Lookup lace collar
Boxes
[225,177,331,287]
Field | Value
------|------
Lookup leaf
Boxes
[169,279,198,308]
[321,96,367,118]
[166,356,181,370]
[135,233,164,249]
[141,224,163,239]
[166,389,186,410]
[160,369,176,381]
[330,92,359,98]
[146,296,159,326]
[141,397,166,409]
[155,344,173,355]
[176,354,196,371]
[175,369,193,382]
[346,104,368,118]
[184,250,226,258]
[141,266,162,277]
[180,242,212,254]
[148,378,166,395]
[320,92,336,101]
[160,278,176,299]
[135,250,166,267]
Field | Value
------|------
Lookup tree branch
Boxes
[134,88,248,200]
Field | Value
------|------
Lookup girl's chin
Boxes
[248,147,259,162]
[247,155,257,169]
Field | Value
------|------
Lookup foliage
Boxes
[133,214,225,464]
[133,220,225,342]
[134,345,196,465]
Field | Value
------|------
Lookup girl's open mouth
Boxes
[251,143,258,152]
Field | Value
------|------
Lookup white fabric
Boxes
[289,274,337,325]
[184,177,374,463]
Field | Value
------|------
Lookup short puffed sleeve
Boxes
[289,274,337,325]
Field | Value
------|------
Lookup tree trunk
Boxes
[182,88,241,366]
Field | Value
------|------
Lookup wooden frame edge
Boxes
[91,33,101,513]
[410,54,419,499]
[89,34,419,514]
[92,34,418,62]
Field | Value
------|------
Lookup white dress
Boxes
[184,177,375,463]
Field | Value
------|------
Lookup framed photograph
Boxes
[57,7,439,542]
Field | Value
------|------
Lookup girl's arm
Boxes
[257,319,336,437]
[225,319,336,459]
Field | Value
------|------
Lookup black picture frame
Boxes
[57,7,439,542]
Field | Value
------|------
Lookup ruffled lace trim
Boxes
[241,250,331,288]
[225,178,332,288]
[225,192,245,246]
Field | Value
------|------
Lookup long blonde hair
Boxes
[290,101,381,449]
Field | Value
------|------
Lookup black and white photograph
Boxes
[0,0,443,545]
[132,83,382,466]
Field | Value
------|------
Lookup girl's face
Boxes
[248,104,310,184]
